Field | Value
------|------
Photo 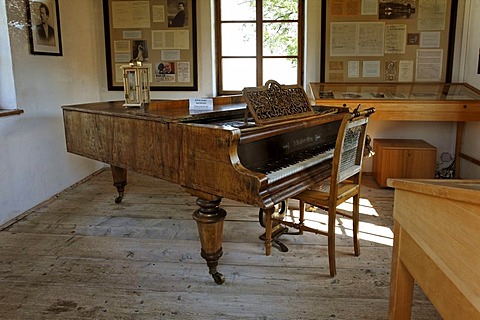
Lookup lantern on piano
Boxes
[121,61,150,108]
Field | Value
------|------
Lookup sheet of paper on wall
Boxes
[361,0,378,15]
[114,40,131,62]
[111,1,150,29]
[152,5,165,23]
[385,24,406,54]
[420,32,441,48]
[417,0,447,31]
[177,62,191,83]
[151,30,190,50]
[363,61,380,78]
[398,60,414,82]
[416,49,443,81]
[330,22,357,56]
[329,60,344,81]
[330,0,361,16]
[357,22,384,56]
[348,61,360,78]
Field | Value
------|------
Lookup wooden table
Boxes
[387,179,480,319]
[309,83,480,176]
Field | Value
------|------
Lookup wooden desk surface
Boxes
[309,83,480,121]
[387,179,480,319]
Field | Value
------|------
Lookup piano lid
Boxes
[242,80,315,125]
[62,96,248,123]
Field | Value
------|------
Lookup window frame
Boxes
[214,0,305,95]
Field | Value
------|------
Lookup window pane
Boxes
[263,0,298,20]
[221,0,255,21]
[222,23,256,56]
[263,58,298,85]
[222,58,257,91]
[263,22,298,56]
[215,0,303,94]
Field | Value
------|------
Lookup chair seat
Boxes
[294,183,360,206]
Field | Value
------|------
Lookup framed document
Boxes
[103,0,198,91]
[26,0,63,56]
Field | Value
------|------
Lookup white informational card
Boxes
[189,98,214,112]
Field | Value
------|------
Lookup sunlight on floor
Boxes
[339,198,394,246]
[337,198,379,216]
[285,197,394,246]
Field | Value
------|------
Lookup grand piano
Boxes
[62,81,350,284]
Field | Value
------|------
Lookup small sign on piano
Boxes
[189,98,214,113]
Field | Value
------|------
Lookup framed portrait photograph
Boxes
[26,0,62,56]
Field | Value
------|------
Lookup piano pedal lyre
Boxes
[258,201,290,252]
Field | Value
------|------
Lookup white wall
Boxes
[1,0,479,226]
[0,1,105,225]
[0,1,16,108]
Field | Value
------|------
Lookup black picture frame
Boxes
[26,0,62,56]
[103,0,198,91]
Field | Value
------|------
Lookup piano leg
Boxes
[192,197,227,285]
[110,165,127,203]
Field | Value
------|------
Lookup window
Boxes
[215,0,305,95]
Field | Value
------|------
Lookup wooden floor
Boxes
[0,169,440,319]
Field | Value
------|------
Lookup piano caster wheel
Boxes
[212,272,225,285]
[114,192,124,204]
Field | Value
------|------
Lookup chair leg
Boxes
[298,200,305,235]
[327,206,337,277]
[353,194,360,256]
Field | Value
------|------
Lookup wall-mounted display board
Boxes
[321,0,457,83]
[103,0,197,91]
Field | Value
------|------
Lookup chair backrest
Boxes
[330,110,373,185]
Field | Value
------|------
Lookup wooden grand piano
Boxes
[62,81,350,284]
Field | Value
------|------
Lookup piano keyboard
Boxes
[255,146,335,183]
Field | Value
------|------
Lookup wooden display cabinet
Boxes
[309,82,480,177]
[373,139,436,188]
